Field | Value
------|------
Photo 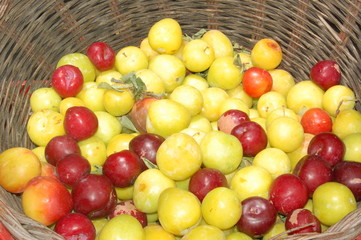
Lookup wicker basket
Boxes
[0,0,360,239]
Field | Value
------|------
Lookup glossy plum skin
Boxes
[300,108,333,135]
[54,212,96,240]
[51,65,84,98]
[231,121,268,157]
[64,106,98,141]
[333,161,361,201]
[102,150,144,188]
[269,174,309,216]
[45,135,81,166]
[310,60,341,90]
[307,132,345,167]
[56,153,91,188]
[285,209,321,235]
[188,168,228,202]
[129,133,165,165]
[217,109,250,134]
[237,196,277,238]
[293,154,333,197]
[87,42,115,71]
[72,174,117,219]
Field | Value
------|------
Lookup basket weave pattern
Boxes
[0,0,360,239]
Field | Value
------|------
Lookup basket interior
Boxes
[0,1,360,239]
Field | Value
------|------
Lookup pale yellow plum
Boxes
[227,84,253,109]
[343,133,361,163]
[201,187,242,230]
[148,54,186,93]
[256,91,287,118]
[313,182,356,226]
[146,99,191,138]
[144,223,176,240]
[173,39,187,61]
[158,187,202,236]
[230,165,273,201]
[32,146,46,162]
[201,87,229,121]
[92,217,108,237]
[103,89,134,117]
[286,80,324,114]
[99,214,145,240]
[169,85,203,116]
[304,199,314,212]
[200,131,243,174]
[332,109,361,139]
[188,115,213,133]
[76,82,106,112]
[322,85,356,117]
[115,185,134,200]
[287,133,315,171]
[146,212,159,224]
[181,225,226,240]
[219,97,250,117]
[253,148,291,179]
[78,136,107,171]
[201,30,234,58]
[262,222,286,240]
[95,69,122,85]
[27,109,65,147]
[267,117,304,153]
[156,133,202,181]
[268,69,295,97]
[226,232,253,240]
[106,133,136,156]
[136,69,165,95]
[180,128,207,145]
[249,109,260,119]
[175,177,191,191]
[133,169,176,213]
[115,46,148,75]
[30,87,61,113]
[94,111,122,145]
[265,107,299,130]
[182,74,209,92]
[148,18,183,55]
[182,39,215,73]
[140,37,159,60]
[207,56,243,90]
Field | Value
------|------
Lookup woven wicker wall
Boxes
[0,0,360,152]
[0,1,361,239]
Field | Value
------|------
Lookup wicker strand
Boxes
[0,1,360,239]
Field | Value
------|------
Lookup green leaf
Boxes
[196,69,209,79]
[182,28,207,41]
[119,71,147,101]
[97,82,124,92]
[192,28,207,39]
[238,156,254,169]
[119,115,139,133]
[232,42,250,53]
[233,53,244,71]
[142,157,158,169]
